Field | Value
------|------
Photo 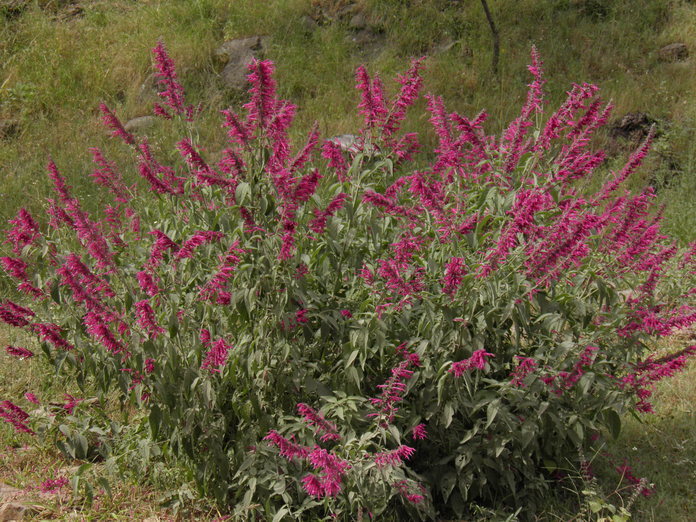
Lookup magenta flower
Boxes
[201,338,233,373]
[355,65,388,129]
[136,270,161,297]
[89,148,131,203]
[442,257,466,295]
[5,345,34,359]
[39,476,69,494]
[411,423,428,440]
[450,349,495,377]
[63,394,83,415]
[99,103,135,145]
[5,208,40,254]
[244,59,278,131]
[297,403,341,442]
[152,41,195,120]
[373,445,416,468]
[31,322,74,351]
[24,392,39,405]
[144,358,156,374]
[263,430,309,460]
[322,140,349,182]
[135,299,165,339]
[510,357,538,388]
[0,400,34,435]
[174,231,224,261]
[367,360,414,426]
[309,193,348,234]
[147,229,179,267]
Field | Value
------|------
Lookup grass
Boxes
[1,0,695,239]
[1,0,695,519]
[2,324,695,520]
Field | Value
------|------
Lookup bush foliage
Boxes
[1,43,695,519]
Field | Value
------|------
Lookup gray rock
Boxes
[300,15,318,33]
[0,502,36,521]
[328,134,376,155]
[137,72,158,104]
[0,120,19,141]
[432,38,457,55]
[349,12,367,30]
[0,483,21,500]
[124,115,156,133]
[658,43,688,63]
[609,112,656,140]
[346,29,386,58]
[330,134,359,153]
[215,36,267,91]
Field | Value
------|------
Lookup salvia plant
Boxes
[1,42,695,520]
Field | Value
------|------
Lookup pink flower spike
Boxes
[152,41,194,120]
[5,345,34,359]
[0,400,34,435]
[39,476,69,494]
[201,338,233,373]
[411,423,428,440]
[24,393,40,405]
[135,299,165,339]
[450,349,495,377]
[297,403,341,442]
[99,103,135,145]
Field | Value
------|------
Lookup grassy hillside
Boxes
[1,0,695,519]
[1,0,694,240]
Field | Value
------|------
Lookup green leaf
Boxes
[440,471,457,502]
[604,409,622,440]
[442,402,455,428]
[485,399,500,429]
[272,508,289,522]
[235,182,251,206]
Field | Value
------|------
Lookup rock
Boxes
[0,120,20,141]
[124,115,156,133]
[329,134,359,153]
[215,36,267,91]
[609,112,656,140]
[658,43,688,63]
[432,38,456,55]
[328,134,376,155]
[0,1,30,19]
[0,483,22,500]
[346,28,386,58]
[300,15,318,33]
[349,12,367,30]
[0,502,36,521]
[137,73,159,103]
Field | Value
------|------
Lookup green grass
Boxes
[1,0,695,239]
[3,324,695,520]
[1,0,695,518]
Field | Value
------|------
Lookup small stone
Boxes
[124,116,156,133]
[0,483,22,500]
[0,502,36,521]
[346,29,386,58]
[329,134,358,153]
[300,15,318,33]
[0,120,20,141]
[609,112,656,140]
[215,36,267,91]
[432,38,456,55]
[349,12,367,30]
[658,43,688,63]
[137,73,159,104]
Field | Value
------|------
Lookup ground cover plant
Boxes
[1,38,695,521]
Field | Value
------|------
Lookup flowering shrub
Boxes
[1,42,695,519]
